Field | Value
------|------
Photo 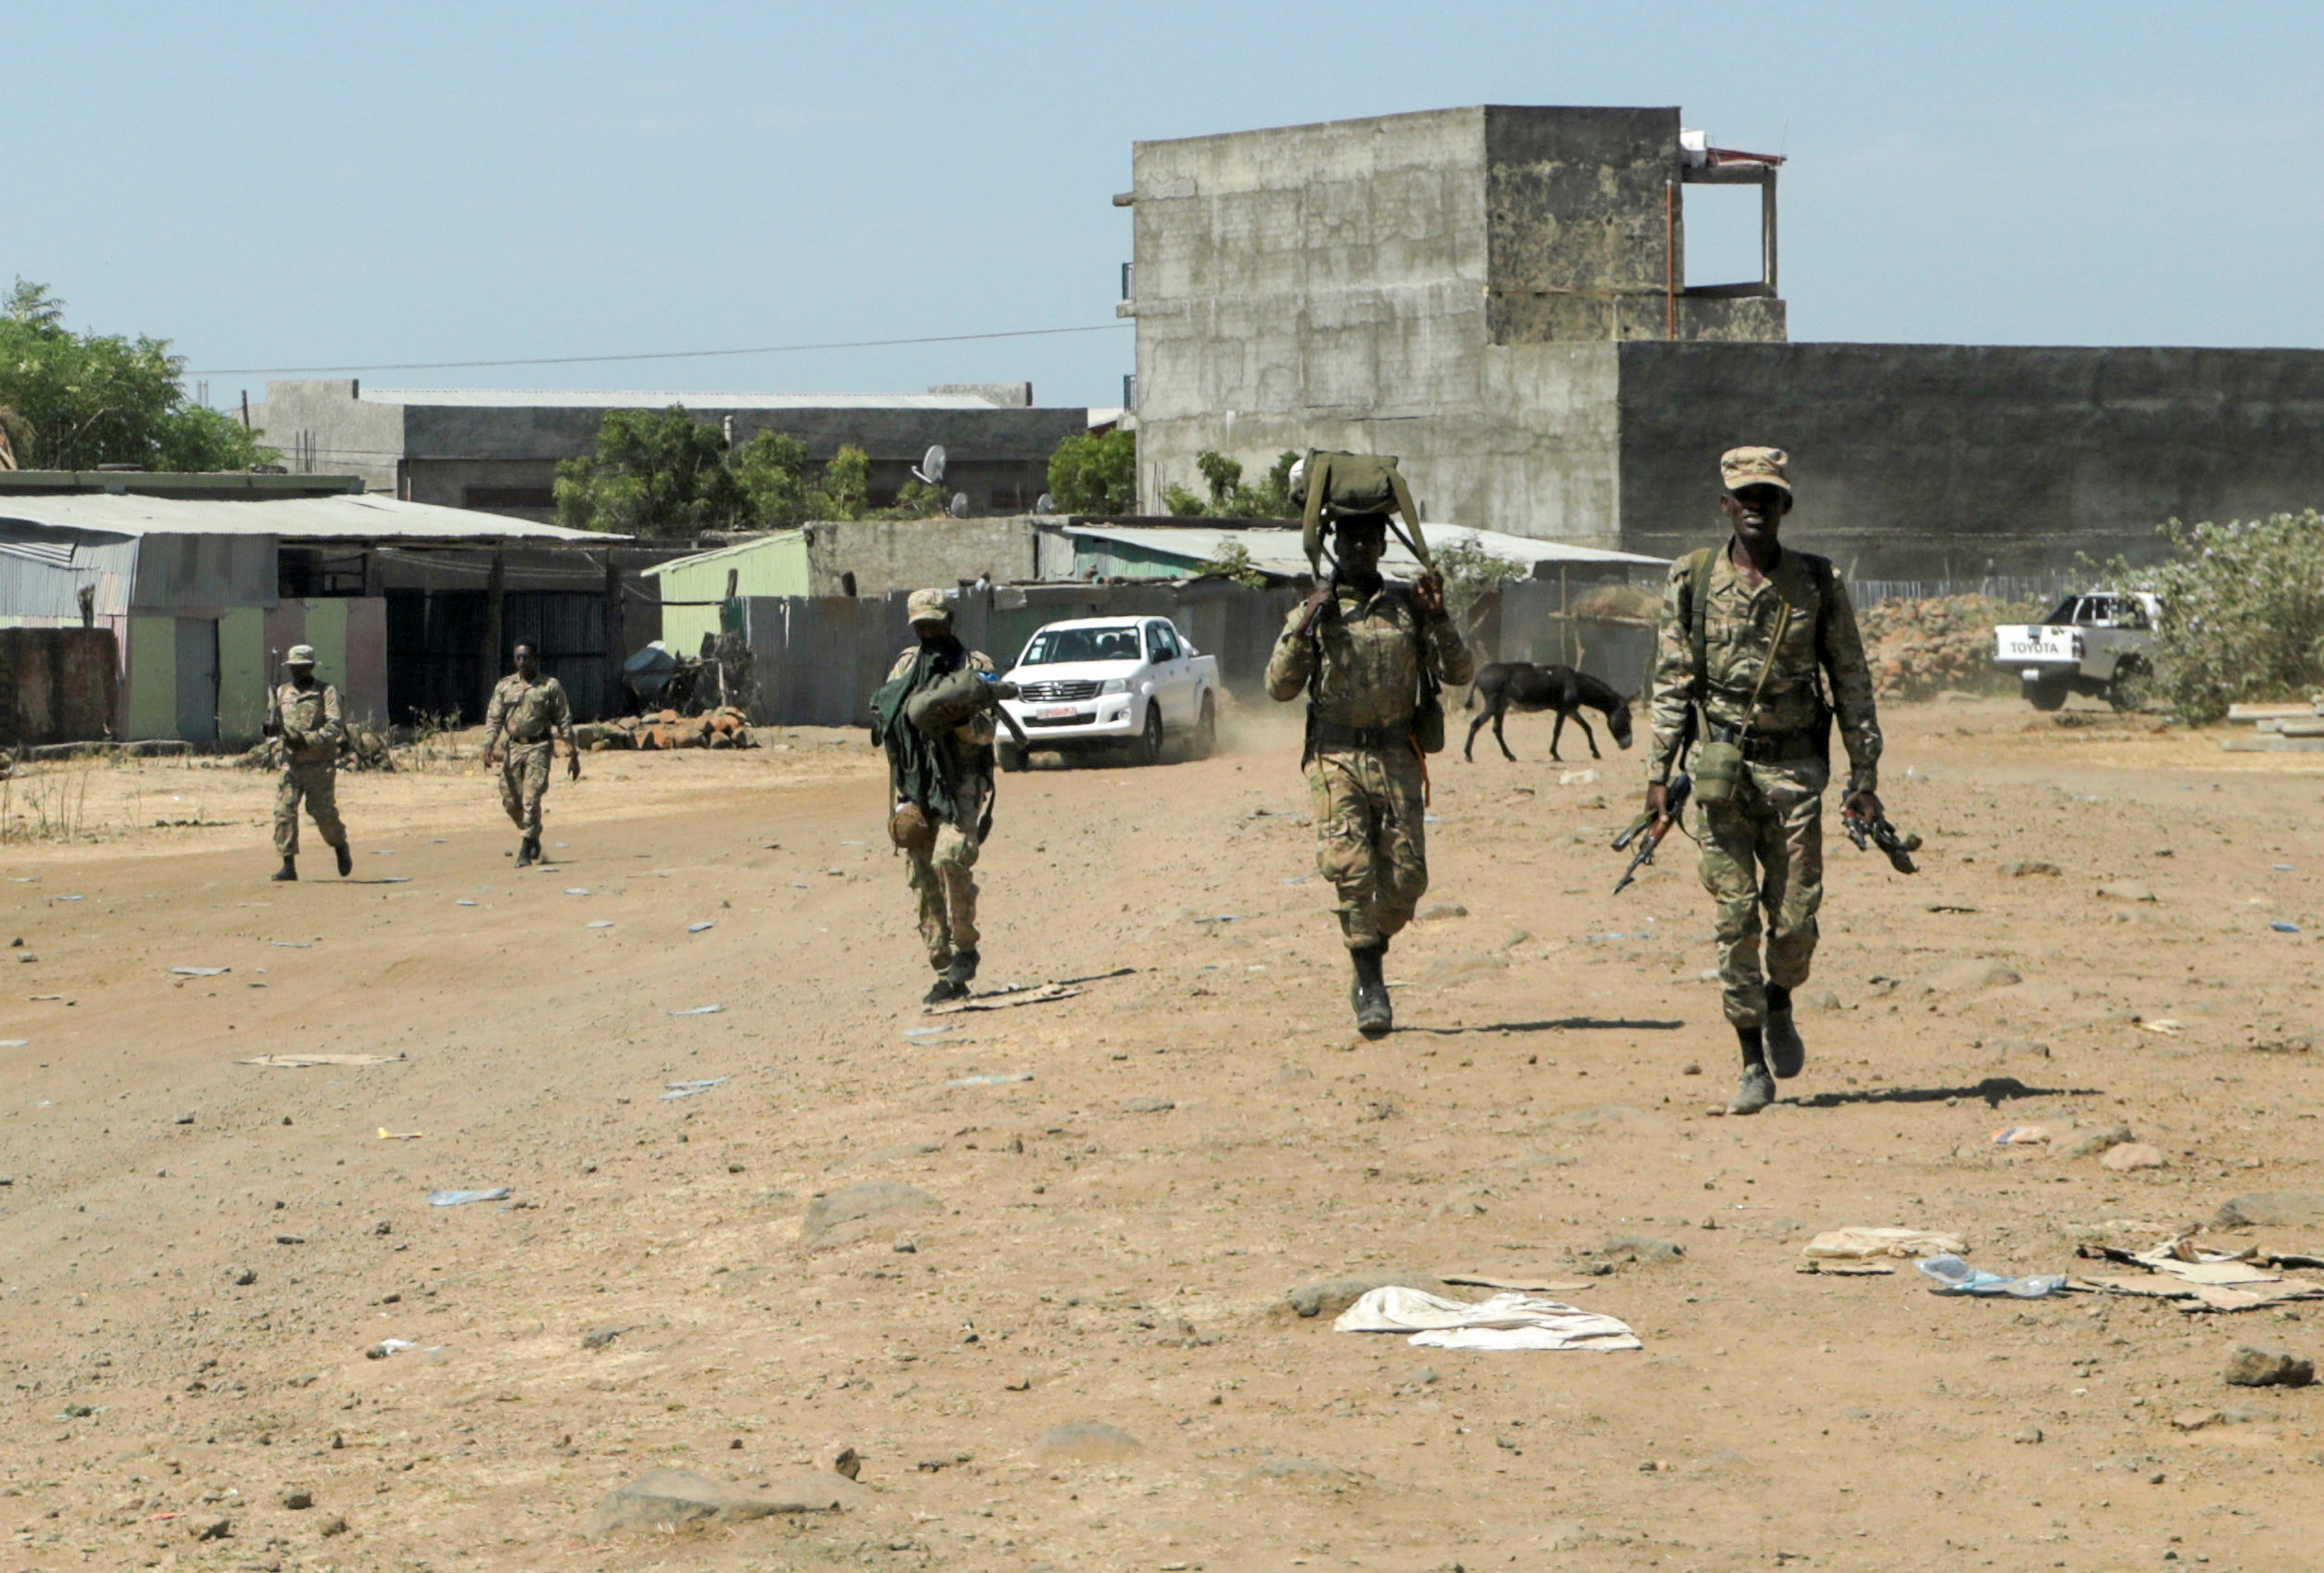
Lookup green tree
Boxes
[1194,538,1268,587]
[1196,449,1242,509]
[2101,510,2324,723]
[1045,427,1137,513]
[808,444,872,521]
[554,406,740,538]
[0,280,277,472]
[1432,531,1528,641]
[731,429,814,528]
[1163,481,1208,516]
[1168,448,1302,517]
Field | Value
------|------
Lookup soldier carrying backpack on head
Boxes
[1265,451,1474,1038]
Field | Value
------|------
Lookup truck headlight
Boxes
[1099,678,1127,695]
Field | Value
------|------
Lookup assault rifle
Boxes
[1611,773,1691,896]
[1843,809,1922,875]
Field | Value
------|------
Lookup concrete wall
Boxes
[1127,107,1778,546]
[1614,342,2324,578]
[802,517,1040,597]
[246,380,404,491]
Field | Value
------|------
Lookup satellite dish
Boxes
[948,492,972,519]
[912,445,948,486]
[1035,492,1056,514]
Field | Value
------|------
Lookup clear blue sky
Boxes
[7,1,2317,409]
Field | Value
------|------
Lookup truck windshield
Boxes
[2041,597,2081,624]
[1019,627,1141,664]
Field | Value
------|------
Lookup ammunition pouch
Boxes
[1310,718,1413,752]
[887,801,936,857]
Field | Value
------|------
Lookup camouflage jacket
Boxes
[1645,542,1881,794]
[269,681,344,767]
[1264,578,1475,730]
[484,673,575,750]
[886,646,999,755]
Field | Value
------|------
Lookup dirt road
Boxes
[0,699,2318,1571]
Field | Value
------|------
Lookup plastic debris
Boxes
[688,922,714,933]
[586,921,614,929]
[377,1127,423,1139]
[668,1004,723,1016]
[268,939,313,949]
[565,888,590,896]
[427,1188,511,1206]
[1334,1285,1639,1351]
[242,1052,406,1068]
[947,1072,1033,1087]
[455,899,479,907]
[1916,1254,2069,1299]
[0,1038,26,1048]
[169,966,230,977]
[660,1077,728,1101]
[2271,921,2301,934]
[1991,1125,2053,1146]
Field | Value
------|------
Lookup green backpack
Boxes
[1292,449,1433,575]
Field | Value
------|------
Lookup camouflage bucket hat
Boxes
[1719,446,1791,495]
[906,588,953,626]
[284,644,318,666]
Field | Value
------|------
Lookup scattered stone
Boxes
[319,1516,349,1537]
[1983,1036,2051,1061]
[584,1467,856,1536]
[1545,1103,1670,1136]
[279,1489,312,1511]
[1801,988,1844,1013]
[2213,1192,2324,1229]
[1288,1277,1398,1319]
[1418,902,1469,921]
[2223,1345,2315,1389]
[2096,881,2157,903]
[1122,1095,1175,1114]
[2013,1426,2043,1444]
[1243,1456,1345,1481]
[2000,861,2061,878]
[2220,1405,2277,1426]
[174,1113,195,1126]
[799,1182,942,1251]
[832,1447,861,1481]
[2100,1141,2168,1172]
[1033,1420,1141,1463]
[2061,1124,2135,1160]
[232,1267,256,1287]
[2169,1408,2219,1432]
[1916,958,2022,994]
[1572,1236,1685,1272]
[581,1325,628,1351]
[188,1516,232,1542]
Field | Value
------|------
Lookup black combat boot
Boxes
[514,837,534,870]
[944,949,980,990]
[270,855,297,883]
[1764,983,1805,1078]
[1728,1026,1775,1115]
[524,833,543,866]
[335,844,354,878]
[1350,942,1392,1038]
[923,970,969,1006]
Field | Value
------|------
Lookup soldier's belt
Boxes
[1311,719,1412,751]
[1703,724,1819,762]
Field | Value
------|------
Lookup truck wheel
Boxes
[997,742,1026,773]
[1189,694,1217,760]
[1133,702,1164,766]
[2023,674,2068,711]
[2107,656,2152,713]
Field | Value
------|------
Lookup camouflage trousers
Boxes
[1695,756,1827,1028]
[273,761,345,857]
[498,742,553,837]
[1306,745,1428,950]
[896,776,986,971]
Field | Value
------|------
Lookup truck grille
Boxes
[1016,679,1102,702]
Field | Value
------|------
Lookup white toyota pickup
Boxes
[1992,590,2160,711]
[996,615,1220,769]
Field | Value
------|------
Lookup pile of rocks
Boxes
[577,707,758,751]
[1857,595,2038,700]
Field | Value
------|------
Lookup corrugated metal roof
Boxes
[366,388,1013,410]
[1063,523,1665,576]
[0,493,624,543]
[640,532,806,577]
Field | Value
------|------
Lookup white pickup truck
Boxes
[1992,590,2160,711]
[996,615,1220,770]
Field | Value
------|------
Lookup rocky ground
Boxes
[0,696,2318,1572]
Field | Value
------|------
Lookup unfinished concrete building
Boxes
[1125,106,2324,581]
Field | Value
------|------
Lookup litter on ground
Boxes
[660,1077,728,1101]
[168,966,229,977]
[669,1004,723,1016]
[923,982,1083,1015]
[688,922,714,933]
[1333,1285,1640,1351]
[1803,1226,1968,1260]
[376,1128,423,1139]
[1916,1254,2070,1298]
[947,1072,1032,1087]
[427,1188,511,1206]
[242,1052,407,1068]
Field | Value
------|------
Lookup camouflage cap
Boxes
[284,644,318,666]
[1719,446,1791,495]
[905,588,953,626]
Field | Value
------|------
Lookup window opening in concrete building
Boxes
[1683,183,1770,293]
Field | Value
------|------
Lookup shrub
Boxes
[2103,511,2324,724]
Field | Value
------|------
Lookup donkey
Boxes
[1463,662,1636,762]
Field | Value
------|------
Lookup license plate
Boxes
[1038,705,1077,720]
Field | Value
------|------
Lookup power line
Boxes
[192,322,1131,378]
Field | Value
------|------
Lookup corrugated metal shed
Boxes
[642,533,810,655]
[0,520,137,621]
[1063,523,1665,581]
[0,492,625,543]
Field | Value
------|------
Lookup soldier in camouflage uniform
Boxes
[265,644,352,882]
[482,642,579,869]
[871,588,1018,1004]
[1266,512,1474,1037]
[1642,447,1883,1114]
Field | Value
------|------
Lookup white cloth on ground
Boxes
[1331,1285,1640,1352]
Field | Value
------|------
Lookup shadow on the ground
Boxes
[1789,1076,2103,1110]
[1418,1016,1686,1036]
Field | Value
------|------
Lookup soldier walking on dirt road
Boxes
[1641,447,1884,1114]
[482,642,579,869]
[265,644,353,882]
[870,589,1019,1005]
[1266,512,1474,1037]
